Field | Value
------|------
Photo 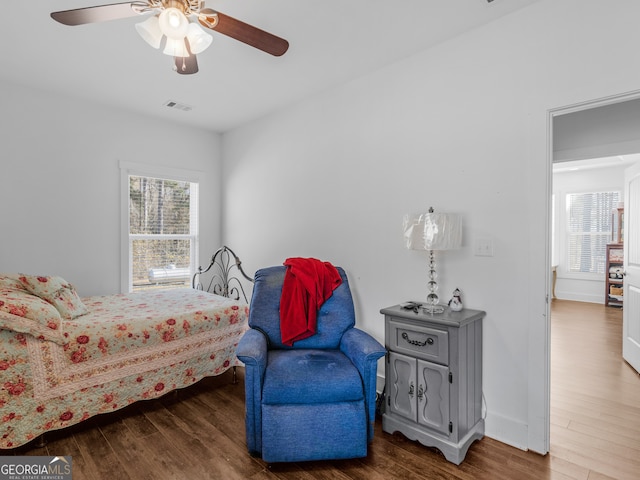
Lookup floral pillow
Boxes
[0,274,26,291]
[0,288,65,344]
[18,274,88,320]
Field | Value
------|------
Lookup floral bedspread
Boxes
[0,289,248,448]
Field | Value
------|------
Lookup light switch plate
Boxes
[474,238,494,257]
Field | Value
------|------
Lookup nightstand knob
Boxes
[427,338,434,345]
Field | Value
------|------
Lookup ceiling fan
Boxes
[51,0,289,75]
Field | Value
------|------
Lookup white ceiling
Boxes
[2,0,540,133]
[553,155,640,173]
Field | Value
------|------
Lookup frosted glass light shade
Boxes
[186,23,213,54]
[159,7,189,39]
[403,210,462,251]
[163,37,189,57]
[135,15,163,49]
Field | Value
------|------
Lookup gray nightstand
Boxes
[380,304,485,465]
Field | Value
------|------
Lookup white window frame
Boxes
[119,160,201,293]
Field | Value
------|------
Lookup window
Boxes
[566,191,620,275]
[121,162,199,292]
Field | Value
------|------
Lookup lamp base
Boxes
[422,304,445,315]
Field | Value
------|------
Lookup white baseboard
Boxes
[484,411,529,451]
[554,292,603,304]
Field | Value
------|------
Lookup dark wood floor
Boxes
[4,300,639,479]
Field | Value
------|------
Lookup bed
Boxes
[0,246,252,449]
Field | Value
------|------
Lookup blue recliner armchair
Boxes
[236,265,386,463]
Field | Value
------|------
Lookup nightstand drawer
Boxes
[388,319,448,365]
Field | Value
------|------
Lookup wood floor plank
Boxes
[135,401,218,479]
[72,418,133,480]
[160,391,264,480]
[42,433,87,478]
[566,416,640,449]
[550,425,640,473]
[117,400,161,439]
[98,418,160,480]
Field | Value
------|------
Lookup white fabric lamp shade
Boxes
[186,23,213,54]
[403,212,462,251]
[135,15,163,49]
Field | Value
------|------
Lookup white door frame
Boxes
[546,88,640,453]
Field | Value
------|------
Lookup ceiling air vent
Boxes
[163,100,193,112]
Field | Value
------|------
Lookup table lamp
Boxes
[403,207,462,314]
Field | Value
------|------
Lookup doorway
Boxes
[549,92,640,464]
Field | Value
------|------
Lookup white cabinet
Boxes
[381,305,485,465]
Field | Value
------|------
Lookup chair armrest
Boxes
[340,328,386,442]
[235,328,269,456]
[340,327,386,372]
[236,328,268,370]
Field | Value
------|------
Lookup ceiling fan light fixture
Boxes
[186,22,213,54]
[163,37,189,57]
[50,0,290,75]
[158,7,189,39]
[135,15,163,49]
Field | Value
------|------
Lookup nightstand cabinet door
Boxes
[417,358,450,435]
[387,351,417,421]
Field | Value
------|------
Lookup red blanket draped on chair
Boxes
[280,257,342,346]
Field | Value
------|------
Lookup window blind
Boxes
[566,191,620,275]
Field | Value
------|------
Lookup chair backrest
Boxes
[248,265,355,349]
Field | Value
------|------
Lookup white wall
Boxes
[0,80,222,297]
[553,165,627,303]
[221,0,640,453]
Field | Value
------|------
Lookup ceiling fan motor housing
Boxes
[160,0,203,15]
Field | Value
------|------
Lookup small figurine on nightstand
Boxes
[448,288,463,312]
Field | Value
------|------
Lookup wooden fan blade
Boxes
[175,40,199,75]
[51,2,140,26]
[199,9,289,57]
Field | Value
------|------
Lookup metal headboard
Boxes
[192,246,253,302]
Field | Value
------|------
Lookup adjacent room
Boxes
[550,99,640,480]
[2,1,640,479]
